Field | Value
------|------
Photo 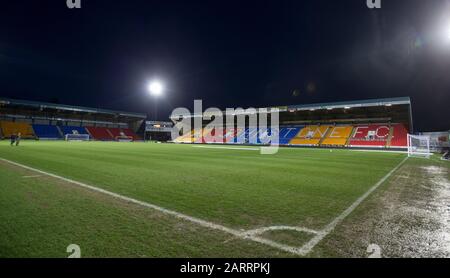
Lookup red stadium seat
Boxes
[349,124,390,147]
[121,128,140,140]
[86,127,114,141]
[107,128,140,141]
[390,124,408,147]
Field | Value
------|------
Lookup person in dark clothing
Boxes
[15,132,21,146]
[10,133,16,146]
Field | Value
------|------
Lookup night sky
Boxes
[1,0,450,131]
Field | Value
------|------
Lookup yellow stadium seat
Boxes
[289,125,331,145]
[174,129,195,143]
[0,121,35,138]
[321,126,353,146]
[290,138,321,145]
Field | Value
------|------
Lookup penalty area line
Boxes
[298,156,409,255]
[22,175,42,179]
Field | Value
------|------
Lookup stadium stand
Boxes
[289,125,331,145]
[0,121,35,138]
[174,130,195,143]
[122,128,140,140]
[173,123,410,149]
[390,124,408,147]
[171,97,415,150]
[0,98,145,142]
[32,124,62,139]
[321,125,353,146]
[61,126,89,136]
[108,127,140,141]
[200,127,224,144]
[108,128,121,137]
[279,127,303,145]
[221,128,240,143]
[348,124,390,147]
[86,127,114,141]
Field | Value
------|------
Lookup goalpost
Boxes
[407,134,431,158]
[115,136,133,142]
[65,134,90,141]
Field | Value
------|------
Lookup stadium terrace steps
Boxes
[0,121,35,138]
[32,124,62,139]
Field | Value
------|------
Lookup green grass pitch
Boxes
[0,140,412,257]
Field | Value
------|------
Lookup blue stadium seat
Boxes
[279,127,302,145]
[61,126,89,135]
[32,124,62,139]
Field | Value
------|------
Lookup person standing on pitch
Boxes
[10,133,16,146]
[15,132,21,146]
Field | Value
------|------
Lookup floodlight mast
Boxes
[146,80,165,141]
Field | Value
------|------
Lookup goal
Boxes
[115,136,133,142]
[65,134,90,141]
[407,134,431,158]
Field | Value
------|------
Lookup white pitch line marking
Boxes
[0,155,408,256]
[244,226,319,237]
[0,157,304,255]
[298,156,409,255]
[22,175,43,179]
[193,145,260,151]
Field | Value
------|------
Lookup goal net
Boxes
[407,134,431,158]
[65,133,90,141]
[115,136,133,142]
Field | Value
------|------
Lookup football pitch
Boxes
[0,141,448,257]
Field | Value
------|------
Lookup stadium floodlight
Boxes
[436,18,450,44]
[148,81,164,97]
[445,22,450,42]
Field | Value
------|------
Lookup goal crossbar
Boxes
[407,134,431,158]
[65,134,90,141]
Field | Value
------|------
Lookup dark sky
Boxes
[1,0,450,131]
